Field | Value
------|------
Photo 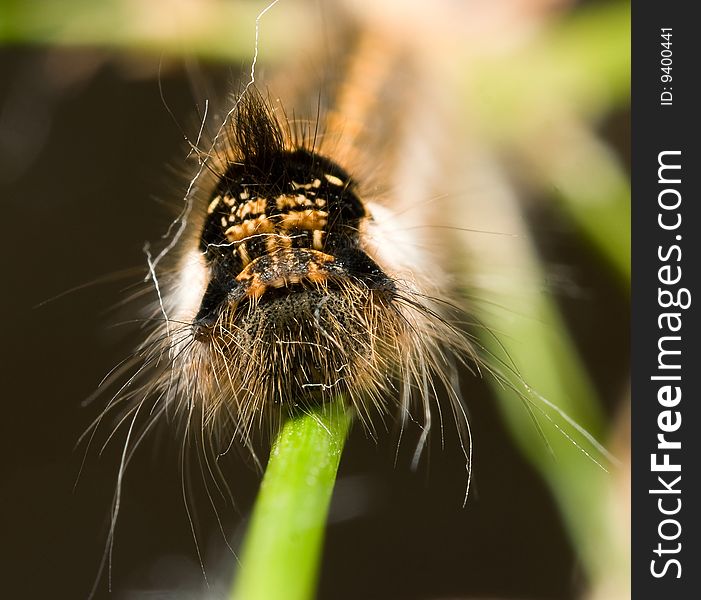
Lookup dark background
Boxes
[0,47,628,599]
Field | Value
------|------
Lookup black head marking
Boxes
[194,92,389,325]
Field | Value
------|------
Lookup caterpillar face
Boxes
[196,147,390,321]
[150,93,470,441]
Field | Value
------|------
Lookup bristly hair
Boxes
[85,87,477,485]
[229,90,286,170]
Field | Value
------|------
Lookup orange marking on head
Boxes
[276,194,314,210]
[279,209,328,230]
[312,250,336,264]
[306,270,329,284]
[305,259,332,284]
[236,198,268,219]
[235,248,337,297]
[225,215,273,243]
[264,233,292,254]
[265,236,278,255]
[246,277,267,299]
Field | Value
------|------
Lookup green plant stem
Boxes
[451,147,629,595]
[231,400,352,600]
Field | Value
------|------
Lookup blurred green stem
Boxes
[543,119,630,285]
[452,148,629,595]
[231,400,352,600]
[0,0,308,62]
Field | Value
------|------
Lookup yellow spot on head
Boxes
[276,195,291,210]
[312,229,325,250]
[276,194,313,210]
[324,173,344,187]
[237,242,251,266]
[207,196,221,214]
[236,198,268,219]
[291,179,323,191]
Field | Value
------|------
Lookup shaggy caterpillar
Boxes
[148,93,471,445]
[85,5,613,596]
[94,29,475,467]
[82,24,485,593]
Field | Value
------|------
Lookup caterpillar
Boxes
[80,2,618,597]
[88,26,477,470]
[149,88,472,445]
[81,20,484,594]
